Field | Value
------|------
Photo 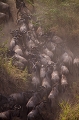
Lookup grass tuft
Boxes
[59,99,79,120]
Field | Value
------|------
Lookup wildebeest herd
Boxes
[0,0,79,120]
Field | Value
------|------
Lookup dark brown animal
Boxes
[26,92,42,114]
[48,84,59,112]
[8,91,34,107]
[27,102,46,120]
[0,109,20,120]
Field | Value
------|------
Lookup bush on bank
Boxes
[0,43,30,94]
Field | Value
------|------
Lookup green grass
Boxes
[59,100,71,120]
[59,81,79,120]
[59,100,79,120]
[33,0,79,42]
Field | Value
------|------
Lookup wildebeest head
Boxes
[40,65,46,79]
[60,65,69,75]
[61,52,73,66]
[73,58,79,67]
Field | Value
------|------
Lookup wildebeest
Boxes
[39,54,52,66]
[60,52,73,74]
[27,39,36,50]
[42,76,51,91]
[28,20,34,30]
[29,31,39,45]
[40,65,46,79]
[26,92,42,114]
[36,26,44,38]
[46,42,56,53]
[9,37,19,52]
[52,35,63,44]
[61,52,73,66]
[73,58,79,76]
[48,84,59,110]
[46,64,53,76]
[20,22,27,34]
[51,64,60,84]
[24,49,35,59]
[17,1,31,22]
[31,62,40,89]
[8,91,34,109]
[13,45,23,57]
[43,48,54,60]
[32,73,40,90]
[61,74,68,92]
[10,29,22,38]
[42,73,51,97]
[73,58,79,67]
[37,86,48,99]
[12,54,27,65]
[60,65,69,75]
[27,106,40,120]
[27,101,46,120]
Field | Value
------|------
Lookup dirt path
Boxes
[0,0,19,47]
[7,0,17,24]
